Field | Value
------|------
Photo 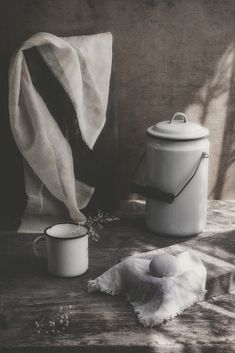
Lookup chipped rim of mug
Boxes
[44,222,88,240]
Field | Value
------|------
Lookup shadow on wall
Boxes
[116,0,235,200]
[212,44,235,199]
[185,42,235,199]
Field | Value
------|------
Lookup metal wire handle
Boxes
[131,152,209,204]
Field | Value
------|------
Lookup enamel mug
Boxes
[34,223,88,277]
[132,112,209,237]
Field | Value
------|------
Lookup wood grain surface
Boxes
[0,200,235,352]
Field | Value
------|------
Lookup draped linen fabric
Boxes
[9,32,113,232]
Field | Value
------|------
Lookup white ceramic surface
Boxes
[45,223,88,277]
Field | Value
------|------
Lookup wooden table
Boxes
[0,200,235,353]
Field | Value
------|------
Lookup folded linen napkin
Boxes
[9,32,112,231]
[88,251,207,327]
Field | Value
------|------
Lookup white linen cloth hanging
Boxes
[8,32,112,232]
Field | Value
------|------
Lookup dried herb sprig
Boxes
[80,211,120,241]
[34,305,72,336]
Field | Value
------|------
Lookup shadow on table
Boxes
[0,344,233,353]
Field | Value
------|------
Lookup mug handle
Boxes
[33,235,46,257]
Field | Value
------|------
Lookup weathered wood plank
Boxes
[0,200,235,351]
[0,232,234,303]
[0,346,234,353]
[0,291,234,349]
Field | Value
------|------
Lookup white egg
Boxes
[149,254,179,277]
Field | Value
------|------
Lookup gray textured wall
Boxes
[1,0,235,217]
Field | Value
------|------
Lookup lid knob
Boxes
[169,112,187,124]
[147,111,209,140]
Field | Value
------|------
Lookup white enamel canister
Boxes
[145,112,209,237]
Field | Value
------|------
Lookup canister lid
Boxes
[147,112,209,141]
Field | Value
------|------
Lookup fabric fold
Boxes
[88,251,207,327]
[9,32,112,227]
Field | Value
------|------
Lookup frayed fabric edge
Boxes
[130,290,207,328]
[87,281,207,328]
[87,279,119,296]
